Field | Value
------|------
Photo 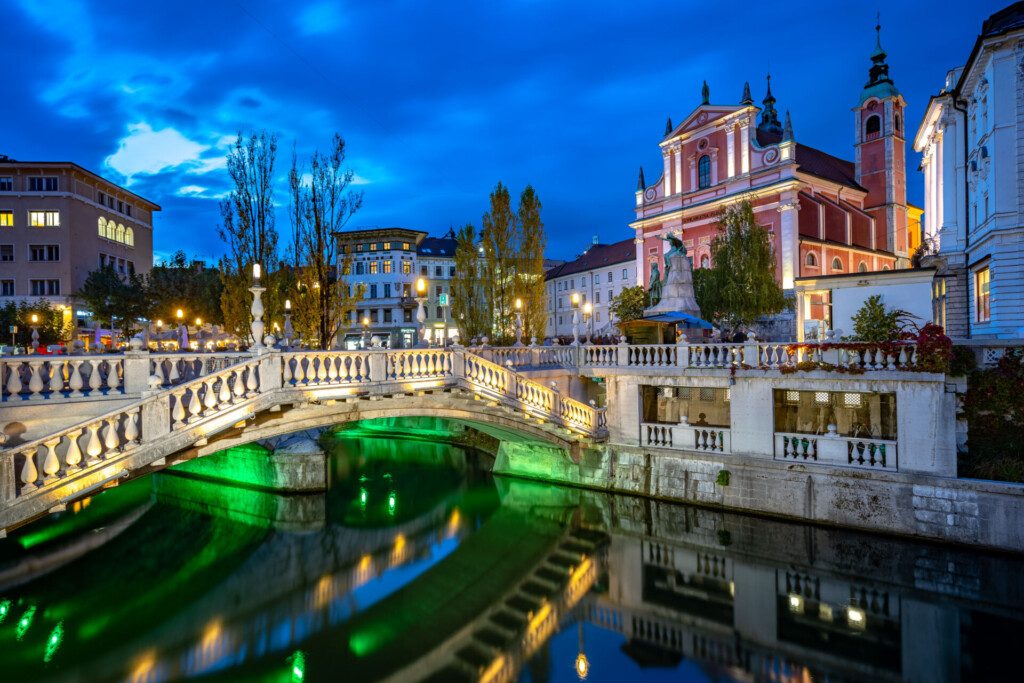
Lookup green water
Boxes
[1,431,1022,682]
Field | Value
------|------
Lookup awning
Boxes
[642,311,712,328]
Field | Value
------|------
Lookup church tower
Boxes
[854,21,908,260]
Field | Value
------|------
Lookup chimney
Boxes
[592,235,599,245]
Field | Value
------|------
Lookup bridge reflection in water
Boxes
[0,429,1021,682]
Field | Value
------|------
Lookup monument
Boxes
[646,233,702,319]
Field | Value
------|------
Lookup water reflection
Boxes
[0,433,1022,682]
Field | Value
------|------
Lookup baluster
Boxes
[84,424,103,465]
[19,446,40,492]
[283,355,294,385]
[187,387,203,421]
[124,410,140,444]
[172,391,187,428]
[103,417,120,453]
[897,346,908,367]
[202,378,218,411]
[295,355,308,385]
[245,365,258,395]
[168,359,180,385]
[88,359,103,395]
[28,360,45,398]
[64,429,84,470]
[232,370,246,401]
[218,374,232,404]
[6,360,23,397]
[106,360,120,392]
[326,356,339,382]
[66,360,83,398]
[41,439,61,483]
[316,357,328,384]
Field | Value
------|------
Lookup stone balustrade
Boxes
[641,422,731,454]
[774,432,897,470]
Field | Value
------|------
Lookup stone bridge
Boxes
[0,347,607,534]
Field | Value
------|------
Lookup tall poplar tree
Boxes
[517,185,547,341]
[693,201,788,331]
[451,223,489,340]
[481,182,519,342]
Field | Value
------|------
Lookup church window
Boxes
[805,252,817,267]
[697,155,711,189]
[894,114,901,132]
[831,257,843,271]
[700,255,709,269]
[858,262,867,272]
[865,115,881,137]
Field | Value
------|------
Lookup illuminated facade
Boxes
[545,237,637,338]
[631,27,909,293]
[914,3,1024,339]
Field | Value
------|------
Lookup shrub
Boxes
[915,323,953,374]
[850,294,916,342]
[960,350,1024,481]
[949,345,978,377]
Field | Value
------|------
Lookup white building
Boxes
[336,227,459,348]
[914,3,1024,339]
[545,238,637,339]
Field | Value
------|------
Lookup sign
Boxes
[8,325,17,334]
[439,293,449,306]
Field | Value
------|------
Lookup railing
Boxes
[282,350,373,386]
[1,356,123,402]
[774,432,897,470]
[640,422,731,454]
[150,353,250,388]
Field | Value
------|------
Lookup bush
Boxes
[949,346,978,377]
[850,294,916,342]
[914,323,953,374]
[960,349,1024,482]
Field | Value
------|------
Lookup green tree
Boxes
[694,202,788,331]
[0,301,69,348]
[148,251,224,325]
[451,223,489,340]
[481,182,519,342]
[517,185,547,341]
[77,265,151,339]
[288,133,362,348]
[217,131,281,342]
[849,294,916,342]
[610,286,647,328]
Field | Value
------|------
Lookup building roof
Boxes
[755,129,865,190]
[544,238,635,281]
[417,234,457,257]
[953,2,1024,96]
[335,226,427,242]
[0,157,161,209]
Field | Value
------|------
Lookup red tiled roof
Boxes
[794,145,865,191]
[545,238,635,281]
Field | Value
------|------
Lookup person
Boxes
[694,412,709,426]
[731,328,746,343]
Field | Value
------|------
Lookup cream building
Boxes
[545,238,637,339]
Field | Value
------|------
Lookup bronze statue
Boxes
[648,261,662,306]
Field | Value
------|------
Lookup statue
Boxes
[663,233,687,276]
[646,232,702,320]
[648,261,663,306]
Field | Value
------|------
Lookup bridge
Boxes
[0,347,607,534]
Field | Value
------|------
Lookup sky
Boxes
[0,0,1009,263]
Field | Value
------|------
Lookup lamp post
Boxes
[175,308,185,351]
[415,277,427,348]
[513,297,524,347]
[283,299,294,350]
[249,263,266,352]
[583,302,594,345]
[155,319,163,351]
[361,315,370,349]
[29,313,39,352]
[570,292,581,346]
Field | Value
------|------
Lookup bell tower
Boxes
[854,21,908,260]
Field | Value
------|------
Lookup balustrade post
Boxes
[257,350,282,392]
[743,333,760,368]
[450,347,466,380]
[140,397,171,444]
[122,350,151,395]
[0,452,14,505]
[548,381,562,427]
[615,339,628,367]
[368,348,386,383]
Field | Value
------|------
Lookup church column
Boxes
[710,149,719,185]
[663,152,671,196]
[634,234,645,287]
[739,118,751,174]
[726,124,736,178]
[778,192,800,289]
[674,145,683,195]
[689,157,697,190]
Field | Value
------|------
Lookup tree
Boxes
[217,131,281,341]
[77,265,150,338]
[148,251,223,325]
[694,202,788,331]
[481,182,519,343]
[0,301,69,348]
[289,134,363,349]
[610,286,647,328]
[517,185,547,341]
[451,223,489,340]
[849,294,916,342]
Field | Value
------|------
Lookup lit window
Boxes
[814,391,829,404]
[125,227,134,246]
[369,261,379,274]
[116,224,125,243]
[698,155,711,189]
[402,242,411,250]
[383,242,391,250]
[29,210,60,227]
[383,260,393,274]
[402,260,411,275]
[785,390,799,403]
[843,393,862,407]
[0,211,12,227]
[97,217,105,236]
[975,266,990,323]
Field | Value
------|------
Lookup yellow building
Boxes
[907,203,924,255]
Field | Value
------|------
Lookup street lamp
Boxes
[583,302,594,345]
[283,299,293,349]
[175,308,185,351]
[415,277,427,348]
[362,315,370,349]
[513,297,524,347]
[29,313,40,352]
[570,292,581,346]
[250,263,266,352]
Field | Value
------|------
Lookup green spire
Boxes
[782,111,794,141]
[757,74,782,135]
[637,166,646,191]
[860,16,899,103]
[701,80,710,105]
[741,81,753,105]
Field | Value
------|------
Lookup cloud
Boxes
[105,122,212,183]
[296,1,347,35]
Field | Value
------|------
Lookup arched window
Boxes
[865,115,881,136]
[858,262,868,272]
[831,257,843,271]
[805,252,817,266]
[125,227,134,246]
[98,217,105,236]
[697,155,711,189]
[882,265,890,271]
[894,114,901,132]
[116,224,125,243]
[106,221,115,240]
[700,255,710,269]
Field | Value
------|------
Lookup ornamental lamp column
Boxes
[29,313,40,352]
[283,299,294,350]
[415,277,428,348]
[513,297,524,347]
[249,263,266,353]
[361,315,370,349]
[570,292,581,346]
[583,302,594,345]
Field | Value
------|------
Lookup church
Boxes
[632,27,912,293]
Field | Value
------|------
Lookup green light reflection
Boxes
[16,605,36,640]
[44,621,64,662]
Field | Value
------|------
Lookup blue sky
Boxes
[1,0,1007,262]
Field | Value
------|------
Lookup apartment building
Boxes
[545,237,637,338]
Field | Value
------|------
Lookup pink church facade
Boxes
[632,30,909,293]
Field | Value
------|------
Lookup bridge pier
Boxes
[167,433,327,493]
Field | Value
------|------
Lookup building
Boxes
[794,267,936,342]
[914,2,1024,339]
[545,237,637,338]
[335,227,459,348]
[0,157,159,321]
[632,26,909,294]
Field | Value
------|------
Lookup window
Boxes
[595,291,601,304]
[402,242,411,250]
[0,245,12,261]
[773,389,896,440]
[0,210,12,227]
[420,266,428,276]
[126,205,132,217]
[402,260,412,275]
[356,244,364,252]
[831,257,843,271]
[435,285,442,297]
[622,268,627,280]
[698,155,711,189]
[384,309,393,323]
[805,252,817,266]
[369,261,379,274]
[29,210,60,227]
[369,284,378,298]
[369,243,378,251]
[28,177,58,192]
[116,224,125,243]
[383,283,392,298]
[436,306,443,318]
[865,115,881,136]
[894,114,901,132]
[640,385,730,426]
[383,260,393,274]
[355,262,364,275]
[933,278,947,329]
[383,241,391,250]
[608,289,614,301]
[29,244,59,261]
[607,271,613,283]
[858,262,867,273]
[0,280,12,296]
[975,266,991,323]
[435,265,442,277]
[30,279,60,296]
[117,200,124,213]
[0,177,12,192]
[403,309,413,323]
[700,255,710,269]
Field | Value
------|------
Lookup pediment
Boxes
[665,105,749,140]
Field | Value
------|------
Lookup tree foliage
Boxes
[148,251,223,325]
[0,301,69,348]
[610,286,647,327]
[77,265,150,338]
[288,134,362,348]
[451,223,490,340]
[693,202,788,330]
[481,182,518,342]
[849,294,916,342]
[517,185,547,342]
